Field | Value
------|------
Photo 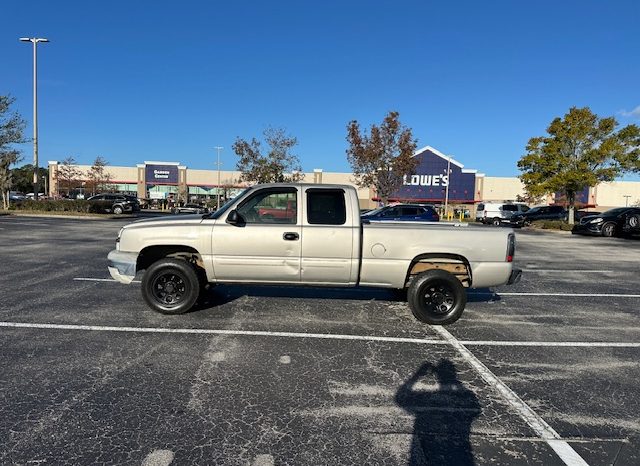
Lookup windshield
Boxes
[206,188,252,219]
[362,206,386,216]
[601,207,630,217]
[526,207,542,214]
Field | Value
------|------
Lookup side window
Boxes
[502,205,517,212]
[477,204,484,212]
[520,205,530,212]
[381,207,400,218]
[307,190,346,225]
[401,207,421,216]
[237,189,297,224]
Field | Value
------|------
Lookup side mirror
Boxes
[226,209,244,226]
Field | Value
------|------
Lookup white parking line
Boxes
[141,449,174,466]
[432,326,589,466]
[472,292,640,298]
[524,269,615,273]
[1,321,639,348]
[72,278,640,299]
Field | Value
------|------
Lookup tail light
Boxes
[506,233,515,262]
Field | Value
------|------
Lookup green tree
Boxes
[55,156,82,196]
[518,107,640,224]
[11,164,48,194]
[233,127,304,184]
[0,95,26,209]
[346,111,418,205]
[87,156,113,195]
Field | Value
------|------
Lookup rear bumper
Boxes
[107,250,137,284]
[507,268,522,285]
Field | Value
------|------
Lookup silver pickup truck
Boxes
[108,184,521,325]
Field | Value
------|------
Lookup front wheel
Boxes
[407,270,466,325]
[113,205,123,215]
[601,222,616,237]
[492,217,501,226]
[141,259,200,314]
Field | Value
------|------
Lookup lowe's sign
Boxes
[145,164,179,184]
[391,147,479,203]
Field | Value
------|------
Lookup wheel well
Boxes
[404,253,472,288]
[137,245,206,279]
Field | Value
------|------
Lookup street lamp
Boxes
[444,156,452,218]
[214,146,223,210]
[19,37,49,200]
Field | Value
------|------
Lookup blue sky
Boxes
[2,0,639,177]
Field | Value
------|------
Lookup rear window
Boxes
[307,190,346,225]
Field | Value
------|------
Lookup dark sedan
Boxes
[572,207,640,237]
[361,204,440,222]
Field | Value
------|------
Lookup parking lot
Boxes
[0,215,639,465]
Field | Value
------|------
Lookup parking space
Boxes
[1,216,639,465]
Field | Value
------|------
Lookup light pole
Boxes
[444,156,451,218]
[624,195,632,207]
[20,37,49,200]
[214,146,223,209]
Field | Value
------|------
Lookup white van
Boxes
[476,202,529,225]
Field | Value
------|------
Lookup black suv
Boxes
[509,205,566,227]
[87,194,140,214]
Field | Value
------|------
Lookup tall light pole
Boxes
[214,146,223,210]
[444,156,451,218]
[20,37,49,200]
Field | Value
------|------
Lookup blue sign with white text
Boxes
[145,164,179,185]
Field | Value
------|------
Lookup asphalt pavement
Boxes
[0,215,638,465]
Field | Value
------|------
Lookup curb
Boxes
[0,212,137,220]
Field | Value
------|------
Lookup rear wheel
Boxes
[141,258,200,314]
[492,217,501,226]
[601,222,616,237]
[113,205,123,215]
[407,270,466,325]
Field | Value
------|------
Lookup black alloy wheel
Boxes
[601,222,616,237]
[407,270,466,325]
[142,258,200,314]
[492,217,501,226]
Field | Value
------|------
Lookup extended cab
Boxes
[108,184,521,325]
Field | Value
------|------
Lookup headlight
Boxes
[588,218,604,224]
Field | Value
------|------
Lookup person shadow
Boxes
[395,360,481,465]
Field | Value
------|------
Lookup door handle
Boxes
[283,232,299,241]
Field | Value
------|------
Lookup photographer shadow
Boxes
[395,360,481,465]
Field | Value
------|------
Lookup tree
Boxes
[346,111,418,205]
[55,156,83,197]
[86,156,113,195]
[11,164,48,194]
[0,95,26,209]
[518,107,640,224]
[233,127,304,184]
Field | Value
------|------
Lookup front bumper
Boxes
[507,268,522,285]
[571,223,602,236]
[107,250,137,284]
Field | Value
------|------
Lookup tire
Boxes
[141,258,200,314]
[601,222,616,237]
[629,214,640,229]
[113,205,123,215]
[407,270,467,325]
[492,217,501,226]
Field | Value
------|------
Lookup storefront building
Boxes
[48,146,640,210]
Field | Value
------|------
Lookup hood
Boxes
[124,214,206,229]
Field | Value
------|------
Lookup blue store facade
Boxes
[390,146,482,204]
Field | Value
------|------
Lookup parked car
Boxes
[9,191,26,201]
[509,205,567,226]
[476,202,529,225]
[572,207,640,237]
[172,203,209,214]
[361,204,439,222]
[87,194,140,214]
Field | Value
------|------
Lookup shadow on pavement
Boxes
[395,360,481,465]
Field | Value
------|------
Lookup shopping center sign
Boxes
[145,164,179,184]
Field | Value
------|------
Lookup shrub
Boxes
[12,199,102,213]
[530,220,573,231]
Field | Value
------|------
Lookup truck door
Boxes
[212,187,301,283]
[301,188,357,285]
